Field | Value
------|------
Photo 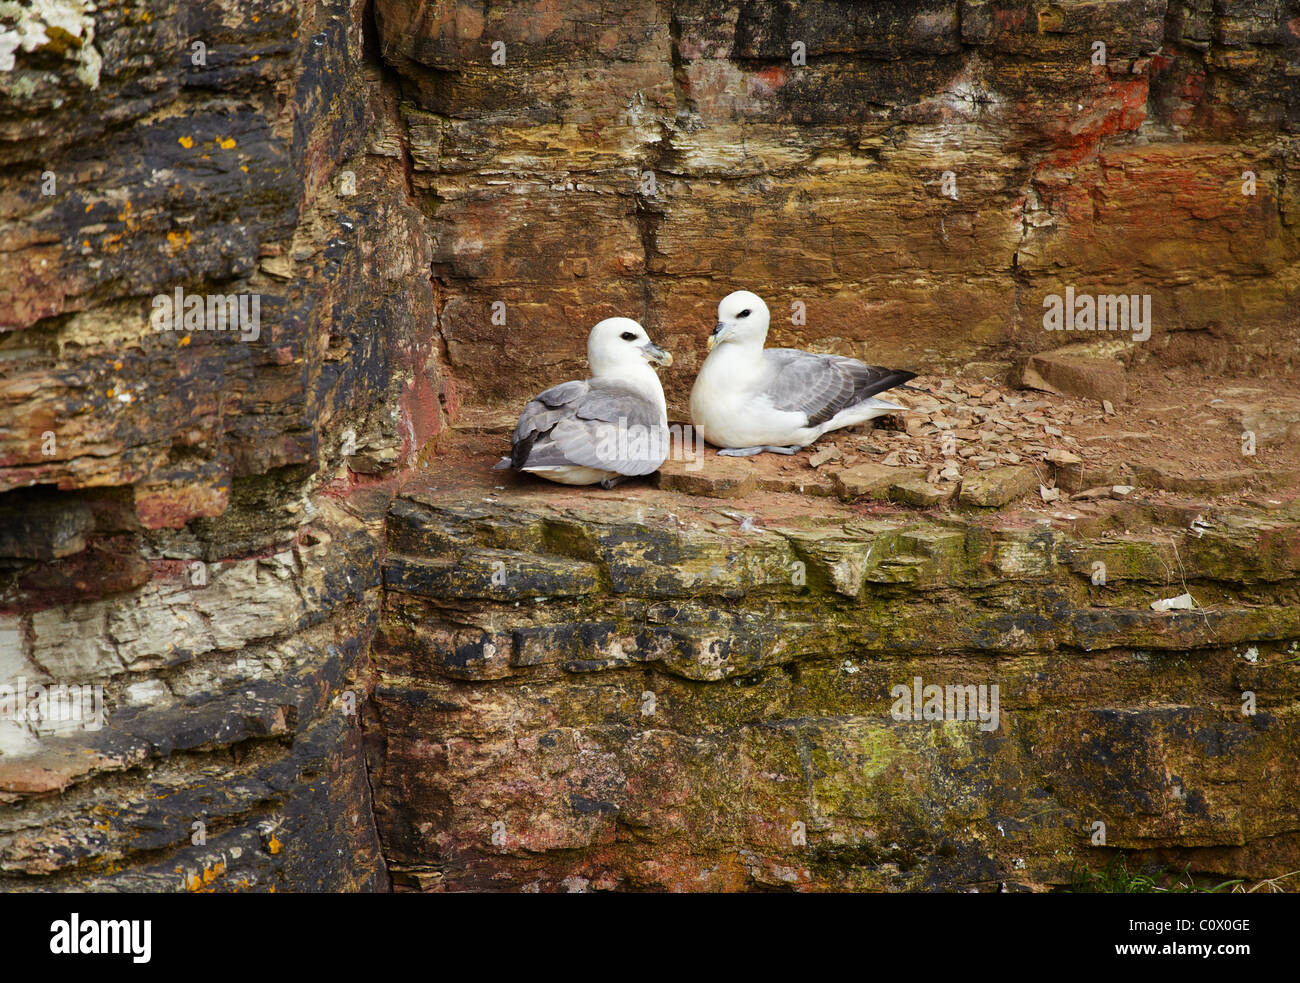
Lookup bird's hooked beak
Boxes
[707,321,732,352]
[640,341,673,368]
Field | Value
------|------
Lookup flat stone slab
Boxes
[890,477,956,507]
[655,457,757,499]
[833,463,926,501]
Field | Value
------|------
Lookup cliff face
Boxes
[374,461,1300,891]
[0,0,432,890]
[0,0,1298,891]
[374,0,1300,422]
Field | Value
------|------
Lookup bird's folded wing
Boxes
[510,380,589,467]
[512,379,667,475]
[763,349,915,426]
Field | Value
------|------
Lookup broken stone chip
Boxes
[808,445,841,469]
[1045,448,1082,465]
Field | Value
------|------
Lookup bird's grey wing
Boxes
[550,380,667,475]
[762,349,916,426]
[509,380,590,468]
[513,380,667,475]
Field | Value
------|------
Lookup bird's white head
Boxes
[709,290,769,352]
[587,317,673,380]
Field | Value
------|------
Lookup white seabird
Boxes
[495,317,674,488]
[690,290,916,456]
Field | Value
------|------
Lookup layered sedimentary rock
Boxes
[372,471,1300,891]
[1,0,1298,891]
[0,0,441,890]
[374,0,1300,422]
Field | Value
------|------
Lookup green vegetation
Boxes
[1067,858,1244,894]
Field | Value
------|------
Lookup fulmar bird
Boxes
[495,317,674,488]
[690,290,916,456]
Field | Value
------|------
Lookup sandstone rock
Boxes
[1,0,1298,897]
[834,463,924,501]
[1053,460,1128,493]
[368,478,1300,892]
[656,457,757,499]
[961,362,1012,383]
[1045,448,1082,465]
[385,550,602,601]
[1130,465,1256,495]
[958,466,1038,507]
[756,472,837,498]
[807,445,841,468]
[1016,350,1128,405]
[1227,393,1300,445]
[0,495,93,561]
[890,478,955,508]
[17,545,153,605]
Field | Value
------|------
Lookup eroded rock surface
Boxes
[1,0,1298,892]
[370,463,1300,891]
[374,0,1300,423]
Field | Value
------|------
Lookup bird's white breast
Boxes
[690,345,796,447]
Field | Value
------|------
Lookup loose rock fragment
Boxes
[808,445,841,469]
[1015,350,1128,403]
[1045,448,1082,465]
[958,465,1038,507]
[1070,486,1113,501]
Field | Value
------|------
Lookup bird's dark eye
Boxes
[738,309,751,318]
[620,331,637,341]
